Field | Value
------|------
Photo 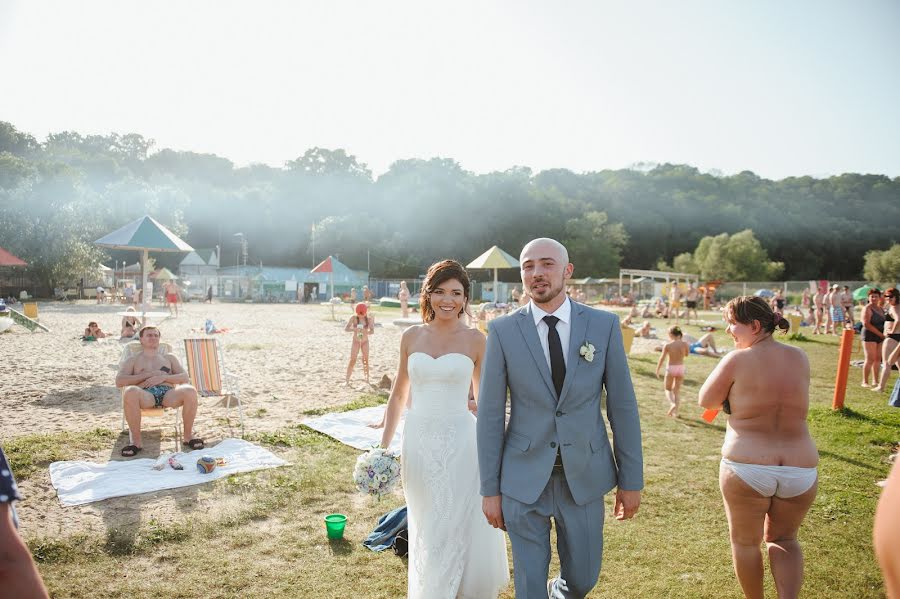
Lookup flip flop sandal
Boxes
[183,438,205,450]
[121,445,142,458]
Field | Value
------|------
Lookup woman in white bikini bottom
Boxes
[721,459,817,498]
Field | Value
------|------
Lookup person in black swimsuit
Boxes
[876,288,900,392]
[773,289,786,315]
[862,288,886,387]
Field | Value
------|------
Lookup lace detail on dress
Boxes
[411,417,465,597]
[403,352,509,599]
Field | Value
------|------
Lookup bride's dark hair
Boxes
[421,260,471,323]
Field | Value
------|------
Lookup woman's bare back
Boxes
[721,341,817,467]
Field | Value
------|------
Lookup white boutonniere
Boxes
[579,342,595,363]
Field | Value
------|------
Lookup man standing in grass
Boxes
[812,285,825,334]
[685,283,700,325]
[841,285,854,323]
[479,237,643,598]
[823,285,834,334]
[830,284,846,334]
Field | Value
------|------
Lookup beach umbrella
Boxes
[94,216,193,310]
[754,289,775,298]
[466,246,520,303]
[152,267,178,281]
[852,284,875,301]
[311,256,335,300]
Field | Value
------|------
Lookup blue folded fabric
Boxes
[890,376,900,408]
[362,505,408,552]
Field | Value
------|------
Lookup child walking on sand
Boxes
[656,325,689,417]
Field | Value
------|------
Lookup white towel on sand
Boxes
[304,406,403,454]
[49,438,287,506]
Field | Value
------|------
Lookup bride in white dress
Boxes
[380,260,509,599]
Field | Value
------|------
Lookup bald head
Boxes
[519,238,569,265]
[520,238,573,309]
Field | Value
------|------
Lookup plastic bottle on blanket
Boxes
[152,452,171,471]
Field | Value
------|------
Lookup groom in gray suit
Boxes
[477,238,644,598]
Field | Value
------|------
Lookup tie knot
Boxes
[543,315,560,329]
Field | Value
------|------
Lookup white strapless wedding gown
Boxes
[402,352,509,599]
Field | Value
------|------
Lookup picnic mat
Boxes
[49,438,287,506]
[304,406,404,454]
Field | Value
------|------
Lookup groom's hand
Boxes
[482,496,505,531]
[614,489,641,521]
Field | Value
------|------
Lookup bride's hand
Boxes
[467,398,478,416]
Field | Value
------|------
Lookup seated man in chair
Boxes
[115,326,204,457]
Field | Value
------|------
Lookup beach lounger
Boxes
[183,338,244,435]
[7,307,50,332]
[118,341,182,443]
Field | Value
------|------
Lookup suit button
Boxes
[556,411,562,417]
[550,442,557,448]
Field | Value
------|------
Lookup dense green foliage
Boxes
[864,243,900,284]
[657,229,784,280]
[1,121,897,286]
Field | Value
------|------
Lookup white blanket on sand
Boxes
[49,438,287,507]
[304,406,404,454]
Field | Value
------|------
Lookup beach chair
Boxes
[118,341,182,443]
[183,338,245,434]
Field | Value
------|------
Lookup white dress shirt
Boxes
[530,297,572,370]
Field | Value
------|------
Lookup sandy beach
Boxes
[1,300,407,539]
[2,301,406,441]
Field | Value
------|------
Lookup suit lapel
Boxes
[558,301,588,406]
[516,306,558,400]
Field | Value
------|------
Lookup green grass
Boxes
[4,428,119,482]
[10,326,897,597]
[301,393,387,417]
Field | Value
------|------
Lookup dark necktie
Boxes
[543,315,565,398]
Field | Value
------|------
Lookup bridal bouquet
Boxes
[353,447,401,499]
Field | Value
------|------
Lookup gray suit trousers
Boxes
[503,467,605,599]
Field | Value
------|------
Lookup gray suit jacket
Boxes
[477,300,644,506]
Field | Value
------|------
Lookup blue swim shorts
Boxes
[146,385,174,408]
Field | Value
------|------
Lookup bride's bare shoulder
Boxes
[400,324,427,344]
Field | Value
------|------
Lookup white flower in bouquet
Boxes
[353,447,401,499]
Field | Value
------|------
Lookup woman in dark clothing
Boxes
[876,288,899,392]
[861,288,886,387]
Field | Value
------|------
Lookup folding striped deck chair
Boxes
[183,338,245,434]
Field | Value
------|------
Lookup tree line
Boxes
[1,121,898,292]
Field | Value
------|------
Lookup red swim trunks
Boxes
[166,293,178,303]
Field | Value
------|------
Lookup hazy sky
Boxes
[1,1,898,179]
